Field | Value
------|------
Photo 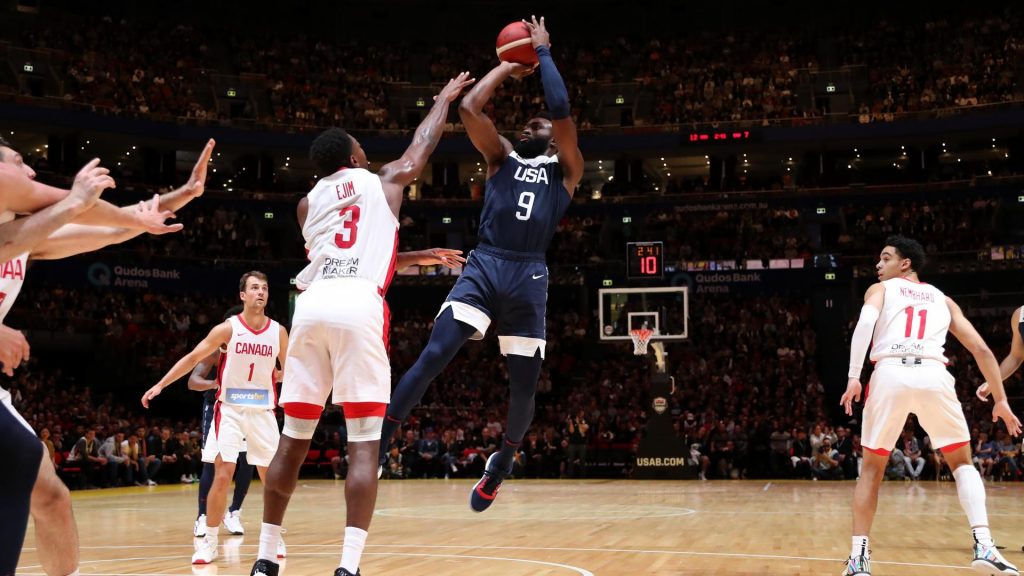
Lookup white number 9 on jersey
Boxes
[516,191,535,221]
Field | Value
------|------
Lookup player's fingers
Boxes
[161,223,184,234]
[80,158,101,173]
[2,364,12,378]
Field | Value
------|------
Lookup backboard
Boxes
[598,286,688,342]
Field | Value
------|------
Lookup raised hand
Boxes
[522,15,551,49]
[134,194,184,235]
[434,71,476,103]
[506,62,538,80]
[839,378,862,416]
[70,158,116,209]
[183,139,216,199]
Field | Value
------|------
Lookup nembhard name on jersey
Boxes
[0,258,24,280]
[898,287,935,302]
[235,342,275,357]
[320,256,360,279]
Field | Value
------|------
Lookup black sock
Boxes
[197,462,214,516]
[495,351,542,471]
[229,452,253,513]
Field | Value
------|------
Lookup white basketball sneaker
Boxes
[224,509,245,535]
[193,514,207,538]
[277,537,287,559]
[191,535,218,564]
[972,542,1019,575]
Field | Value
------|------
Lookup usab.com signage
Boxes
[88,262,182,290]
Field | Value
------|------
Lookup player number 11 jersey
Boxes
[869,277,950,364]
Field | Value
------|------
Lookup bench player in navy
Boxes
[379,16,582,512]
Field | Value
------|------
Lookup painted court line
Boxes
[19,543,974,572]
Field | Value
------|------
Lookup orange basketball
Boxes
[496,21,538,65]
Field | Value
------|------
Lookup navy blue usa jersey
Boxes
[477,152,571,256]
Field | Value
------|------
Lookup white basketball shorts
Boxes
[202,402,280,467]
[861,358,970,455]
[280,278,391,408]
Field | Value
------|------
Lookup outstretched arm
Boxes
[0,159,114,263]
[976,307,1024,401]
[458,63,529,170]
[840,283,885,415]
[395,248,466,271]
[378,73,476,216]
[30,140,215,260]
[949,297,1022,436]
[142,321,232,407]
[524,16,583,194]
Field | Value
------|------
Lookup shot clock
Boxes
[627,241,664,279]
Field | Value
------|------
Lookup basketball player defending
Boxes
[142,271,288,565]
[188,305,255,539]
[247,73,474,576]
[841,236,1021,576]
[0,140,213,576]
[378,15,583,512]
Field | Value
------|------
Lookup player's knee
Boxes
[31,466,70,515]
[344,403,386,442]
[283,414,318,440]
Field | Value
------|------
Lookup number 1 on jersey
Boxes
[516,191,535,221]
[903,306,927,339]
[247,362,254,382]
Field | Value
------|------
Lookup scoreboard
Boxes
[627,241,664,279]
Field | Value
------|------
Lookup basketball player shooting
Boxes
[247,73,474,576]
[142,271,288,565]
[840,236,1021,576]
[378,15,583,513]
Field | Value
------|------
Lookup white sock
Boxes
[953,465,990,531]
[66,571,80,576]
[258,522,283,562]
[973,526,994,547]
[851,535,869,559]
[205,525,220,540]
[340,526,369,573]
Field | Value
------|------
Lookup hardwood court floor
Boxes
[17,479,1024,575]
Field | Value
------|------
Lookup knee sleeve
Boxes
[346,417,384,442]
[283,415,318,440]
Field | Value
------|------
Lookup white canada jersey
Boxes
[296,168,399,292]
[0,211,28,323]
[216,315,280,408]
[869,277,950,364]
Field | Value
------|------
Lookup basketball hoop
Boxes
[629,328,654,356]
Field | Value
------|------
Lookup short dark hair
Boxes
[223,305,243,320]
[0,135,9,148]
[239,270,268,292]
[310,128,354,175]
[885,235,927,272]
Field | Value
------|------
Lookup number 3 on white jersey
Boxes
[516,191,535,221]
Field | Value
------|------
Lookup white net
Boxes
[629,328,653,355]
